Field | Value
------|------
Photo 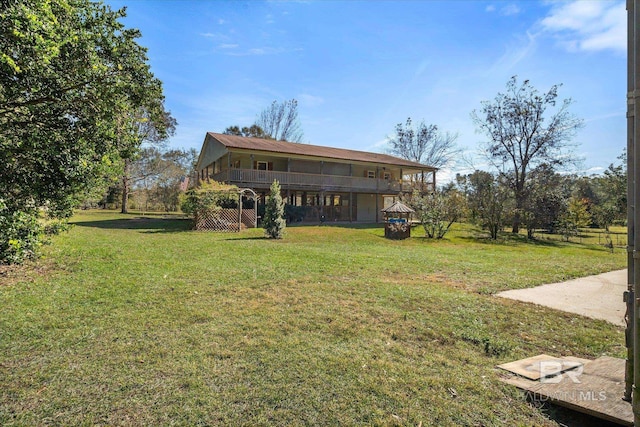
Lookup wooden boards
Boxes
[499,355,632,426]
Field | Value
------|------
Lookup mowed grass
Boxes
[0,211,627,426]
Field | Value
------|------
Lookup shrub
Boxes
[0,199,43,265]
[263,180,286,239]
[180,182,238,218]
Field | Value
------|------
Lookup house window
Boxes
[367,170,376,179]
[232,160,241,168]
[257,161,268,170]
[383,172,392,180]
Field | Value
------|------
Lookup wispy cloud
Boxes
[500,4,521,16]
[540,0,625,53]
[487,30,538,73]
[485,3,521,16]
[200,32,229,41]
[218,43,239,49]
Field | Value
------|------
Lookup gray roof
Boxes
[207,132,436,170]
[381,201,415,213]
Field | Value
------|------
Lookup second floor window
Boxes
[367,170,376,179]
[257,161,268,170]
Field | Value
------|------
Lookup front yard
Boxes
[0,211,627,426]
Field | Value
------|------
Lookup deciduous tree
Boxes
[255,99,304,142]
[387,117,459,168]
[459,171,512,240]
[0,0,168,262]
[472,76,583,233]
[409,189,465,239]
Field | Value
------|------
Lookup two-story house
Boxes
[195,132,436,222]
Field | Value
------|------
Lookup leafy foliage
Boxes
[0,0,169,262]
[458,171,512,239]
[263,180,286,239]
[129,147,196,213]
[180,181,238,218]
[223,124,269,139]
[0,199,42,264]
[409,189,465,239]
[387,117,459,168]
[557,197,592,242]
[522,164,570,238]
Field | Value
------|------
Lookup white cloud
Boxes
[485,5,496,12]
[218,43,239,49]
[540,0,626,53]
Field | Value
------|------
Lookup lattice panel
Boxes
[195,208,247,232]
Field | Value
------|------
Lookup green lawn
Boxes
[0,211,627,426]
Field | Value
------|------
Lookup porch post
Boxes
[349,192,353,222]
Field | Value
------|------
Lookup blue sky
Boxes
[107,0,627,181]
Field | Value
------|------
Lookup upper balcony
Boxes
[210,168,434,194]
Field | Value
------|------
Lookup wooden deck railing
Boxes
[210,169,433,193]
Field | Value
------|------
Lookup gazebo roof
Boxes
[380,201,415,213]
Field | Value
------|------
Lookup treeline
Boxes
[83,147,198,213]
[409,155,626,241]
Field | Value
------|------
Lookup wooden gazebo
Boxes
[381,201,414,240]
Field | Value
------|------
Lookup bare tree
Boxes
[387,117,459,168]
[255,99,304,142]
[471,76,583,233]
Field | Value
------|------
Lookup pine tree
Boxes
[263,180,286,239]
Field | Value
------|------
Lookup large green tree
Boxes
[472,77,583,233]
[0,0,169,262]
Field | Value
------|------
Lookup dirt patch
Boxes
[0,262,54,287]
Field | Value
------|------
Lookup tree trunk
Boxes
[512,182,525,233]
[121,158,130,214]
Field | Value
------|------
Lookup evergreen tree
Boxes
[263,180,286,239]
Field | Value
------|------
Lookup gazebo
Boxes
[381,201,415,240]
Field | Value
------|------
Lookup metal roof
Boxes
[380,201,415,213]
[207,132,436,170]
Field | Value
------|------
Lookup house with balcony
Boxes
[195,132,436,223]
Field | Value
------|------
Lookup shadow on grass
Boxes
[72,216,192,233]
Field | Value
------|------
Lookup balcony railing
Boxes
[210,168,433,193]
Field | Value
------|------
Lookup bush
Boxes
[180,182,238,217]
[0,199,43,265]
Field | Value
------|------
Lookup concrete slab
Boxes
[496,270,627,326]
